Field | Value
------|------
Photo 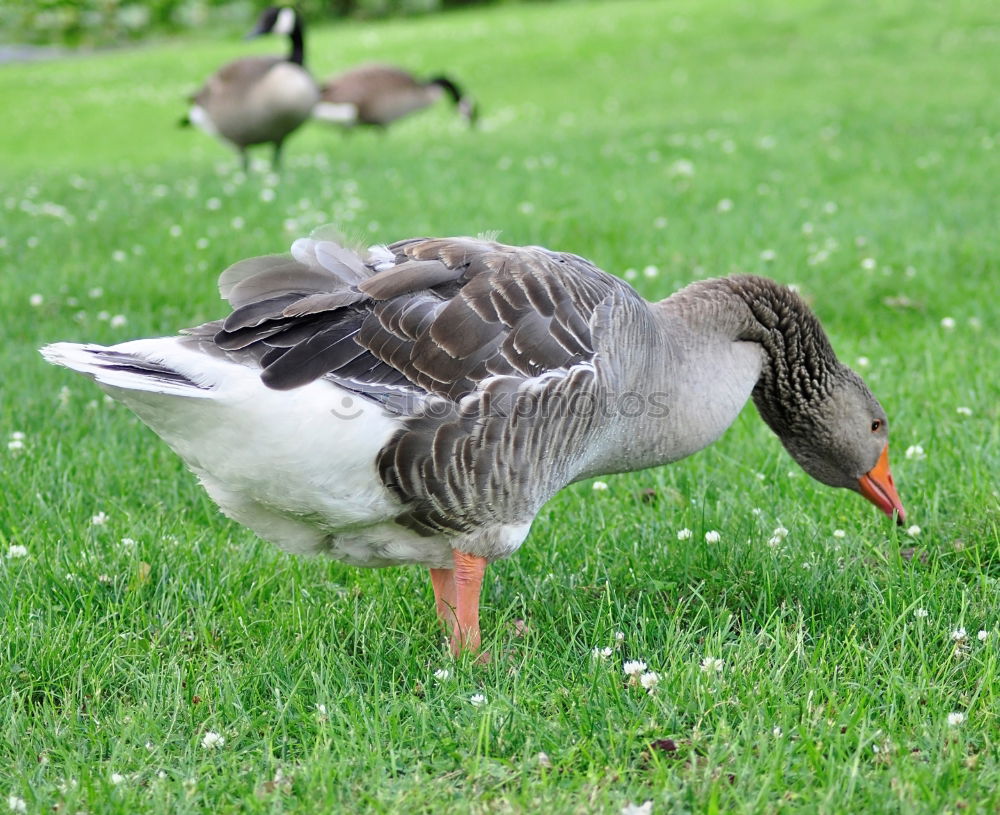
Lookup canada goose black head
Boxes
[246,6,306,65]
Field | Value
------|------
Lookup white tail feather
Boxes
[312,101,359,125]
[40,341,216,399]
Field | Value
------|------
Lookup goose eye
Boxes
[871,420,882,432]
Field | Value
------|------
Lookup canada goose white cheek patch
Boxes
[272,6,296,35]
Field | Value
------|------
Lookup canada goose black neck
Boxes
[288,21,305,66]
[428,76,463,105]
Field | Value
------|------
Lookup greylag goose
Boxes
[41,232,906,657]
[181,6,319,170]
[313,64,477,129]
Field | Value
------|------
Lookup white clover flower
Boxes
[856,356,871,368]
[904,445,926,461]
[91,511,109,526]
[977,630,989,642]
[110,773,125,785]
[704,530,721,543]
[906,525,921,538]
[592,481,609,491]
[591,646,613,660]
[201,731,225,749]
[940,317,956,330]
[716,198,734,213]
[206,197,221,210]
[951,628,967,642]
[914,608,929,619]
[316,703,327,715]
[7,440,23,452]
[5,545,27,559]
[751,507,762,515]
[760,249,776,262]
[676,528,692,541]
[615,631,625,642]
[621,801,653,815]
[120,537,136,547]
[860,257,877,271]
[639,671,660,691]
[772,526,789,539]
[469,693,487,707]
[88,286,103,299]
[669,159,695,177]
[7,796,27,814]
[833,529,846,538]
[623,660,647,677]
[29,294,43,307]
[767,536,782,547]
[700,656,724,673]
[434,668,451,680]
[643,265,659,278]
[772,726,782,737]
[946,712,965,726]
[110,314,127,328]
[956,406,972,416]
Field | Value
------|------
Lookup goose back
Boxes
[317,64,469,127]
[191,235,658,534]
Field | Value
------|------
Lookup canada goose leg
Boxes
[272,139,285,171]
[451,549,487,659]
[429,567,457,627]
[240,148,249,174]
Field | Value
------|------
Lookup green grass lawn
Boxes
[1,0,998,811]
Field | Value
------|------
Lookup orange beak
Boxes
[858,444,906,525]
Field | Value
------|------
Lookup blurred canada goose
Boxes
[313,64,477,129]
[182,6,319,170]
[42,231,905,658]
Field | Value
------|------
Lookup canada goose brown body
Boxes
[42,231,907,658]
[185,7,318,169]
[315,64,476,128]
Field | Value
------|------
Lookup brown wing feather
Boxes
[200,235,652,532]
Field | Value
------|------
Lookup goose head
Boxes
[762,366,905,524]
[247,6,301,40]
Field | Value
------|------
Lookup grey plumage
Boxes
[41,231,907,659]
[192,234,902,538]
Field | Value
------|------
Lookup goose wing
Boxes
[190,231,653,533]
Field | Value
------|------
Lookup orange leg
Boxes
[451,550,488,657]
[429,567,457,627]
